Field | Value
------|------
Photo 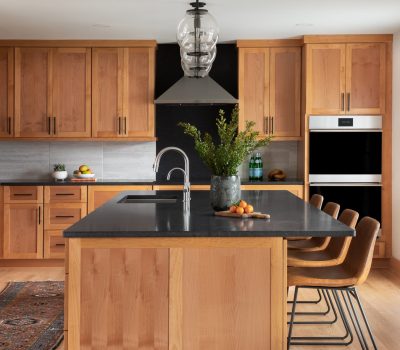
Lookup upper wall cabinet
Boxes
[306,42,386,115]
[14,47,91,138]
[238,42,301,140]
[92,47,155,138]
[0,48,13,138]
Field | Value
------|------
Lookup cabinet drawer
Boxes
[44,186,87,203]
[44,203,87,230]
[4,186,43,203]
[44,230,66,259]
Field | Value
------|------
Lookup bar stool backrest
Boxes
[312,202,340,246]
[309,194,324,209]
[326,209,359,260]
[343,216,380,286]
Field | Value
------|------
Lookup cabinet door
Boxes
[0,48,14,138]
[123,48,155,137]
[307,44,346,114]
[44,203,87,230]
[44,230,65,259]
[3,203,43,259]
[346,43,386,114]
[52,48,91,137]
[270,47,301,138]
[92,48,124,137]
[238,48,269,135]
[15,48,52,137]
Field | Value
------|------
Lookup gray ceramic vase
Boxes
[210,175,241,211]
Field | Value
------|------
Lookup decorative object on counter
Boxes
[179,106,271,210]
[268,169,287,181]
[73,164,95,179]
[177,0,219,78]
[249,152,263,181]
[52,163,68,181]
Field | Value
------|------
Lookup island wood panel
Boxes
[87,185,153,213]
[3,203,43,259]
[169,245,284,350]
[67,237,286,349]
[69,243,169,349]
[238,48,269,134]
[346,43,386,114]
[270,47,301,138]
[44,186,87,203]
[3,185,43,204]
[123,48,155,137]
[52,48,91,137]
[44,202,87,230]
[0,48,13,138]
[14,47,52,137]
[306,44,346,115]
[92,48,124,137]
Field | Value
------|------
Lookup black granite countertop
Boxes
[0,178,303,186]
[64,190,353,238]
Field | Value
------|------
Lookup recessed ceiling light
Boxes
[295,23,314,27]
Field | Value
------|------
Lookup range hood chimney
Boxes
[155,76,238,105]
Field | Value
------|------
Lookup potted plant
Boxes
[52,163,68,181]
[179,106,271,211]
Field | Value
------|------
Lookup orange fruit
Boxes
[244,205,254,214]
[239,200,247,208]
[229,205,237,213]
[236,207,244,215]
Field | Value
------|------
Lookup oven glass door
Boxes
[309,185,381,224]
[309,132,382,175]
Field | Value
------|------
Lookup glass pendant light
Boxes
[177,1,219,78]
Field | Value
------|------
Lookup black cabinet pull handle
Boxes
[7,117,11,135]
[48,117,51,135]
[38,206,41,225]
[124,117,127,135]
[14,193,33,196]
[53,117,56,135]
[271,116,274,135]
[55,193,75,196]
[347,93,351,112]
[55,243,66,247]
[341,93,345,111]
[55,215,75,218]
[118,117,121,135]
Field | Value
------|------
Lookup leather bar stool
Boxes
[288,209,359,267]
[287,217,380,349]
[287,194,325,241]
[287,202,340,251]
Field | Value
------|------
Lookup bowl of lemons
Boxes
[73,165,95,178]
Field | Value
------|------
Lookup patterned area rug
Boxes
[0,281,64,350]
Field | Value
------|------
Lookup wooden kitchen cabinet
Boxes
[3,203,43,259]
[92,47,155,138]
[14,47,91,138]
[3,186,43,204]
[238,42,301,140]
[44,185,87,203]
[306,42,386,115]
[44,203,87,230]
[0,48,14,138]
[44,230,66,259]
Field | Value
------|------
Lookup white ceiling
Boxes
[1,0,400,42]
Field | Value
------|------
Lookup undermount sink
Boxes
[118,195,178,204]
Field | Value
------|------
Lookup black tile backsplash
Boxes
[155,43,238,181]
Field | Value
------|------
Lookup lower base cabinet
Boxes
[66,237,286,349]
[44,230,66,259]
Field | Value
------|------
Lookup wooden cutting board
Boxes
[214,211,271,219]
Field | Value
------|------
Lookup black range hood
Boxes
[154,76,238,105]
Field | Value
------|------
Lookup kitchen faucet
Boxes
[153,147,191,202]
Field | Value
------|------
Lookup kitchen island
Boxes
[64,190,354,350]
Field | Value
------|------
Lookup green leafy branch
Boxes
[178,105,272,176]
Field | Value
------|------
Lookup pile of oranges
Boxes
[229,200,254,215]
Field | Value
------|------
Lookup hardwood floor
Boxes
[0,266,398,349]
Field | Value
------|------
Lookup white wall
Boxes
[392,33,400,260]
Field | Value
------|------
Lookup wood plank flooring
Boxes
[0,266,399,349]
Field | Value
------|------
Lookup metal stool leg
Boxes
[288,288,323,304]
[287,286,299,349]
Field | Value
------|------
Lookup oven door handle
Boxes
[309,182,382,187]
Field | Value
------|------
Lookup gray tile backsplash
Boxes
[239,142,299,179]
[0,141,156,180]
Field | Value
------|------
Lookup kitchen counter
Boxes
[64,190,353,238]
[64,189,352,349]
[0,178,303,186]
